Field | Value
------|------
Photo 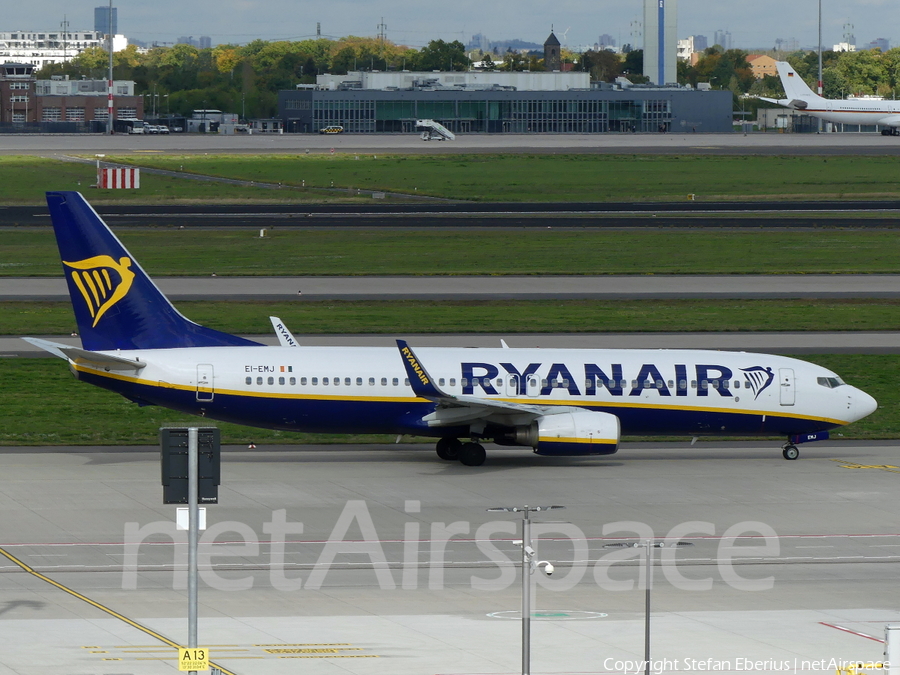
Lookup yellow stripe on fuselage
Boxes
[538,436,618,445]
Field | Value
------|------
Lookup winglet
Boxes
[396,339,446,399]
[270,316,299,347]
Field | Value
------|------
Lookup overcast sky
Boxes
[4,0,892,51]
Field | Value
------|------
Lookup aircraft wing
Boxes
[396,339,567,427]
[22,337,146,371]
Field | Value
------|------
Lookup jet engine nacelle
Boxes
[512,410,620,456]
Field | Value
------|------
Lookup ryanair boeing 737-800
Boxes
[26,192,877,466]
[761,61,900,135]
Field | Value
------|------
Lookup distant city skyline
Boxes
[1,0,893,52]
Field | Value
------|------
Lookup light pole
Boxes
[817,0,823,132]
[487,505,564,675]
[106,0,113,135]
[604,539,693,675]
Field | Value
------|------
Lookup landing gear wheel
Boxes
[458,442,486,466]
[782,444,799,460]
[436,437,461,461]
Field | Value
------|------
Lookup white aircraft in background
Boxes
[760,61,900,135]
[25,192,877,466]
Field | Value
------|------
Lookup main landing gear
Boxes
[782,443,800,460]
[435,437,486,466]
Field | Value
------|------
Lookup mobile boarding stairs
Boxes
[416,119,456,141]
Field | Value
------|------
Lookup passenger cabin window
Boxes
[278,377,285,385]
[323,377,329,385]
[392,378,399,386]
[290,377,296,385]
[439,378,445,386]
[450,378,456,387]
[345,377,351,386]
[404,378,410,386]
[268,376,274,385]
[356,377,362,386]
[301,377,307,385]
[245,377,252,385]
[381,377,387,386]
[369,377,375,386]
[257,376,263,385]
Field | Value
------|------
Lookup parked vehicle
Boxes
[318,125,344,134]
[113,119,146,134]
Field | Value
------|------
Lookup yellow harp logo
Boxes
[63,256,135,327]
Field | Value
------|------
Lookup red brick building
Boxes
[1,62,143,129]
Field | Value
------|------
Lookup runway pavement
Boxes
[4,131,900,156]
[1,441,899,674]
[4,274,900,301]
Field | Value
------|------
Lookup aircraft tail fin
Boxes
[776,61,822,103]
[46,191,262,351]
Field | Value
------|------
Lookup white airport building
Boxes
[0,30,127,68]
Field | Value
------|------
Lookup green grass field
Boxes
[0,156,340,205]
[6,299,900,336]
[0,355,891,445]
[5,154,900,203]
[4,227,900,276]
[112,153,900,202]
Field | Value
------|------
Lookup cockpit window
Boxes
[817,376,846,389]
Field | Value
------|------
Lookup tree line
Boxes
[36,36,900,120]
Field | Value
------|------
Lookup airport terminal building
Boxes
[278,70,733,134]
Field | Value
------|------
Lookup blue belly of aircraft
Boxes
[78,371,836,438]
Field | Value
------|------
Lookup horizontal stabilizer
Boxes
[60,346,146,370]
[22,337,145,370]
[21,337,71,360]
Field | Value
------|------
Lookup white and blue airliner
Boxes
[26,192,878,466]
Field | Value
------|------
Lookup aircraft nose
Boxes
[849,388,878,422]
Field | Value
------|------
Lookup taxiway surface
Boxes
[4,274,900,302]
[4,131,900,155]
[1,442,898,674]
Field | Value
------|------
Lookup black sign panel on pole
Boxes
[160,427,220,504]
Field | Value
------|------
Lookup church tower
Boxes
[544,31,561,71]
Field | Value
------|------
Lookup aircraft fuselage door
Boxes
[197,364,214,402]
[779,368,795,406]
[526,375,540,397]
